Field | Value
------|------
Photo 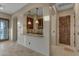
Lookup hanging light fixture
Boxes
[28,21,31,25]
[35,8,39,24]
[28,11,32,25]
[35,20,39,24]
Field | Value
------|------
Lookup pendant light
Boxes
[28,11,31,25]
[35,8,39,24]
[35,20,39,24]
[28,21,31,25]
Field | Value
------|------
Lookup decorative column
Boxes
[74,4,79,49]
[49,4,57,55]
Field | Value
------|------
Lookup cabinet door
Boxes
[59,15,70,45]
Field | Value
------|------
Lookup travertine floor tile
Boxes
[0,40,43,56]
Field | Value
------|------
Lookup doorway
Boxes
[0,18,9,41]
[59,15,70,45]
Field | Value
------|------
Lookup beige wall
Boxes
[11,3,79,56]
[51,8,75,46]
[50,8,75,55]
[11,3,51,55]
[50,4,79,56]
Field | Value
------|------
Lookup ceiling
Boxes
[55,3,74,11]
[0,3,27,14]
[27,8,43,16]
[26,3,74,16]
[0,3,74,15]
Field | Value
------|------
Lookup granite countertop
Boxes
[26,33,44,37]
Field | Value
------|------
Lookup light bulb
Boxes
[28,21,31,25]
[0,7,3,10]
[35,20,39,24]
[0,5,4,10]
[18,22,20,25]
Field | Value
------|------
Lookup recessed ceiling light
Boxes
[0,5,4,10]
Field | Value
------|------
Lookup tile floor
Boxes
[51,45,79,56]
[0,40,43,56]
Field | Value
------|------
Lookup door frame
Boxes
[56,9,75,47]
[0,18,9,41]
[13,17,17,41]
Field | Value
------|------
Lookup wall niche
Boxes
[25,8,43,36]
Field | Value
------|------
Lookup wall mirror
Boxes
[25,7,43,36]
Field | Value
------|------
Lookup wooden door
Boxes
[59,15,70,45]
